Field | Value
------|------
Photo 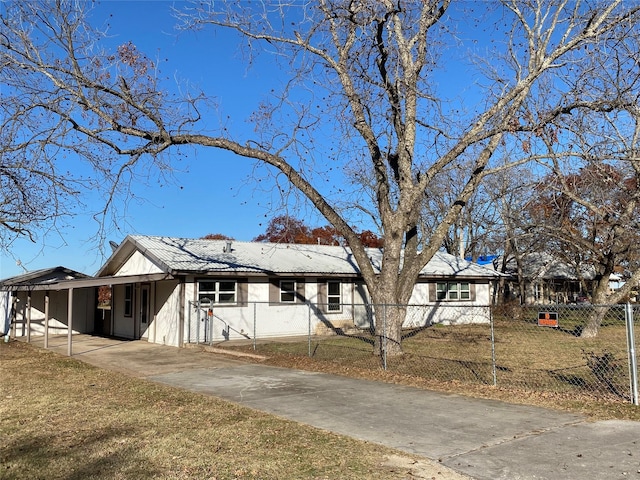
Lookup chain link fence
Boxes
[187,300,639,404]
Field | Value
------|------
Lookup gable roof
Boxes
[99,235,500,279]
[501,252,596,281]
[0,266,90,291]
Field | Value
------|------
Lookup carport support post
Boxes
[187,300,191,344]
[67,288,74,356]
[10,294,17,339]
[26,292,31,343]
[44,292,50,349]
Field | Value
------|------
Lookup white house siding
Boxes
[182,277,364,343]
[115,250,163,276]
[111,279,182,346]
[153,279,181,346]
[185,278,301,343]
[10,289,95,337]
[352,282,373,329]
[250,278,361,339]
[174,277,494,345]
[112,272,493,347]
[112,283,135,339]
[403,281,492,327]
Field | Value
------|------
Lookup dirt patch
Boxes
[381,454,473,479]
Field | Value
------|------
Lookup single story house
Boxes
[496,252,625,304]
[2,235,501,348]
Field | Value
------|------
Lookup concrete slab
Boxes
[454,420,640,480]
[22,335,244,376]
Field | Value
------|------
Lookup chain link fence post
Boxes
[195,300,200,345]
[209,305,214,346]
[308,301,312,358]
[253,301,257,351]
[490,305,497,387]
[383,304,387,371]
[626,303,639,405]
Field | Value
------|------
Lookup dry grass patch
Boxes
[0,341,459,480]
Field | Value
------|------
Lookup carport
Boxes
[1,268,173,356]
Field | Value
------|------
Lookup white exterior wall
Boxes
[403,281,492,327]
[130,276,494,347]
[183,277,364,343]
[112,284,135,339]
[184,278,292,343]
[153,279,181,346]
[111,279,183,346]
[116,251,163,276]
[179,277,494,344]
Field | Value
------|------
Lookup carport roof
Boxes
[0,266,90,291]
[1,268,173,292]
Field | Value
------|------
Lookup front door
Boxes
[139,284,150,339]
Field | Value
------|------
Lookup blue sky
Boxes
[0,1,494,279]
[1,1,321,278]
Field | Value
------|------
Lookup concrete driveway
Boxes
[25,334,244,377]
[22,335,640,480]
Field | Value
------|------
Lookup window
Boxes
[436,282,471,301]
[124,284,133,317]
[533,283,543,301]
[198,280,237,305]
[327,281,341,311]
[280,280,296,303]
[269,278,304,304]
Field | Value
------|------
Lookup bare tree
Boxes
[519,22,640,336]
[526,126,640,336]
[482,163,542,304]
[2,1,639,353]
[420,164,501,261]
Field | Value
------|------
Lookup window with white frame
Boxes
[280,280,296,303]
[198,279,237,305]
[327,281,341,311]
[436,282,471,301]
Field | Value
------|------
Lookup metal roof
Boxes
[0,266,90,290]
[501,252,596,281]
[100,235,501,279]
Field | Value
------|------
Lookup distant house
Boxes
[497,252,622,304]
[2,235,500,347]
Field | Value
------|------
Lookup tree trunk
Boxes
[579,283,610,338]
[580,305,609,338]
[373,304,406,357]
